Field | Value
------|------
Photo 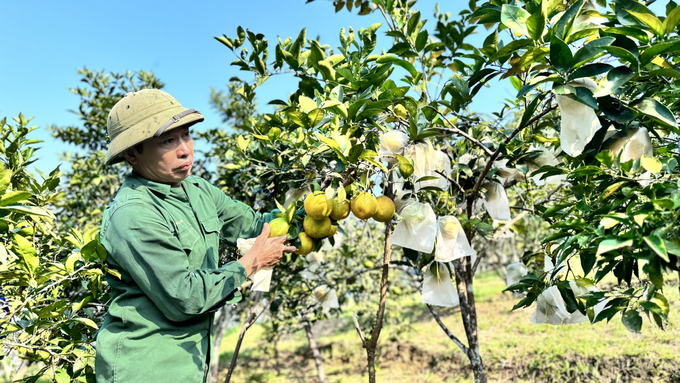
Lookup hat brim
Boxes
[105,109,204,165]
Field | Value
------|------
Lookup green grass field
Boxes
[217,271,680,383]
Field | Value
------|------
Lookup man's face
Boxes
[125,127,194,187]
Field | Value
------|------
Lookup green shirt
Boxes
[95,173,271,383]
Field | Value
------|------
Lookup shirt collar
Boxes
[127,173,201,198]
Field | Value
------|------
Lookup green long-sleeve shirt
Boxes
[95,173,272,383]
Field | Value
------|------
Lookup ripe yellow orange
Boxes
[440,217,463,239]
[329,197,350,221]
[303,215,332,238]
[372,196,395,222]
[351,192,378,220]
[304,191,332,220]
[268,218,290,237]
[295,232,314,256]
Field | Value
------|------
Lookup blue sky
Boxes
[0,0,514,173]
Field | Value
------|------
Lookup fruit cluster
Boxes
[295,191,395,255]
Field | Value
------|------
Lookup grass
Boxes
[217,271,680,383]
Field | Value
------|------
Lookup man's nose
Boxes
[177,139,192,157]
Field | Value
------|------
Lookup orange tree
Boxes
[216,0,680,382]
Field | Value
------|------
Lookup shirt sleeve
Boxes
[204,182,275,245]
[102,203,248,322]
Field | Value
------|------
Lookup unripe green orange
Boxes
[268,218,290,237]
[351,192,378,220]
[304,191,332,220]
[327,224,338,237]
[303,215,332,238]
[329,197,351,221]
[372,196,395,223]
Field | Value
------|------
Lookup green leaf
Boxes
[622,310,642,333]
[12,234,39,274]
[664,5,680,35]
[626,10,664,36]
[72,317,99,330]
[639,41,680,66]
[596,238,633,256]
[0,191,31,206]
[599,66,635,95]
[54,369,70,383]
[644,235,669,262]
[395,154,414,178]
[604,46,639,68]
[556,0,584,40]
[360,150,388,172]
[307,109,325,127]
[0,163,10,195]
[615,0,656,27]
[526,9,546,40]
[376,54,418,77]
[501,4,531,36]
[572,37,616,66]
[630,98,677,129]
[519,93,544,128]
[595,150,615,168]
[640,156,662,173]
[651,292,670,317]
[569,63,614,80]
[317,60,336,81]
[550,37,573,74]
[570,165,603,178]
[315,133,348,164]
[237,135,249,152]
[488,38,533,63]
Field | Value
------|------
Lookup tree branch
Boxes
[426,304,469,354]
[427,106,494,156]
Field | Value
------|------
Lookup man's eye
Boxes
[165,138,174,144]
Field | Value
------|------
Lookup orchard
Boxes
[2,0,680,382]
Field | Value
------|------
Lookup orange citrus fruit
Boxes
[329,197,350,221]
[351,192,378,220]
[303,215,332,238]
[372,196,395,222]
[295,232,314,256]
[268,218,290,237]
[304,191,332,220]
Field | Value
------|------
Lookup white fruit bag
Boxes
[392,201,437,253]
[435,216,476,263]
[422,262,459,307]
[236,237,272,292]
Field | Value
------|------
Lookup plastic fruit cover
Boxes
[527,146,567,186]
[391,201,437,253]
[606,127,653,163]
[556,78,602,157]
[421,263,459,307]
[237,237,273,292]
[505,262,528,288]
[413,150,451,192]
[313,286,339,310]
[435,216,476,263]
[378,130,410,163]
[477,181,511,222]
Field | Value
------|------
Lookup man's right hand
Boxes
[238,223,296,276]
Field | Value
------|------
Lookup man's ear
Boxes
[123,148,138,165]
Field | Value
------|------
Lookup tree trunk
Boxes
[224,292,263,383]
[365,218,393,383]
[303,318,327,383]
[453,258,487,383]
[210,306,233,382]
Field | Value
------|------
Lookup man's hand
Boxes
[238,223,296,276]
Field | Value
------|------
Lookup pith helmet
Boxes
[105,89,204,165]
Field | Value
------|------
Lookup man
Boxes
[95,89,295,383]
